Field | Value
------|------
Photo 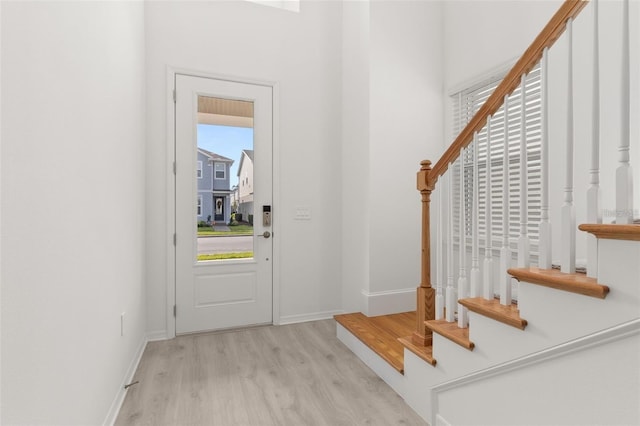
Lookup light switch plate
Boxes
[294,206,311,220]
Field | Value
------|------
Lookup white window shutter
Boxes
[452,64,542,253]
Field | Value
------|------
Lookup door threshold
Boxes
[176,321,273,337]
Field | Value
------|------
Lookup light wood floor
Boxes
[115,319,427,426]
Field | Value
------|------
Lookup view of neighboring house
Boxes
[236,149,254,223]
[197,148,234,224]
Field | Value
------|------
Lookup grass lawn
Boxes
[197,252,253,261]
[197,224,253,237]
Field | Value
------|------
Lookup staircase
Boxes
[336,1,640,424]
[406,224,640,425]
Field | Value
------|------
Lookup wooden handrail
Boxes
[409,0,589,349]
[429,0,589,184]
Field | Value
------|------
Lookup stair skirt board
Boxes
[429,319,640,426]
[336,323,405,397]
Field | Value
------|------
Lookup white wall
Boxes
[341,1,371,314]
[0,2,146,424]
[443,0,562,93]
[145,1,343,333]
[0,2,4,421]
[442,0,561,146]
[341,1,444,316]
[368,0,444,303]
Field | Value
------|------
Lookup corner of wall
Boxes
[102,335,149,426]
[341,0,371,315]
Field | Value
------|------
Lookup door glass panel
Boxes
[196,95,254,262]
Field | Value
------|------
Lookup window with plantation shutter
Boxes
[451,64,542,253]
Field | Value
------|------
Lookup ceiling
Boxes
[197,96,254,128]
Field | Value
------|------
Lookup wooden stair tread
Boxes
[368,312,415,338]
[334,312,409,373]
[425,320,474,350]
[579,223,640,241]
[398,336,436,366]
[459,297,528,330]
[509,267,610,299]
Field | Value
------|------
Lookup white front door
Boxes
[175,74,273,334]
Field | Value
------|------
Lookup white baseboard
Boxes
[435,414,453,426]
[102,335,148,426]
[146,330,169,342]
[361,288,415,317]
[336,323,405,397]
[278,309,343,325]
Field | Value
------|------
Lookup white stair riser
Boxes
[597,238,640,316]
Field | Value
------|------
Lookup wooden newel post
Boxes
[413,160,436,346]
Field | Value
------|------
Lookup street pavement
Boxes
[197,235,253,255]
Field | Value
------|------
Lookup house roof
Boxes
[242,149,254,161]
[197,147,234,164]
[237,149,254,176]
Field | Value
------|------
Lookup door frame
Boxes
[165,67,281,339]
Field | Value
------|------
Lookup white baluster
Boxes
[446,169,456,323]
[470,132,482,298]
[518,74,530,268]
[483,117,494,300]
[458,150,469,328]
[562,18,576,274]
[500,95,512,305]
[436,184,445,320]
[587,1,601,278]
[616,0,634,225]
[539,48,553,270]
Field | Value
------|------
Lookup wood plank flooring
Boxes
[115,319,426,426]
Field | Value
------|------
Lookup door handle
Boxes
[257,231,271,239]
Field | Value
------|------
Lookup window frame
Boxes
[214,162,226,180]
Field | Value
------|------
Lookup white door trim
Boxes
[165,66,281,339]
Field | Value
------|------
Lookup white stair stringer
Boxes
[431,318,640,426]
[404,234,640,424]
[405,319,640,425]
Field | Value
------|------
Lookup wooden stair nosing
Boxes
[459,297,528,330]
[508,267,610,299]
[398,336,436,366]
[579,223,640,241]
[334,313,405,373]
[425,319,475,350]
